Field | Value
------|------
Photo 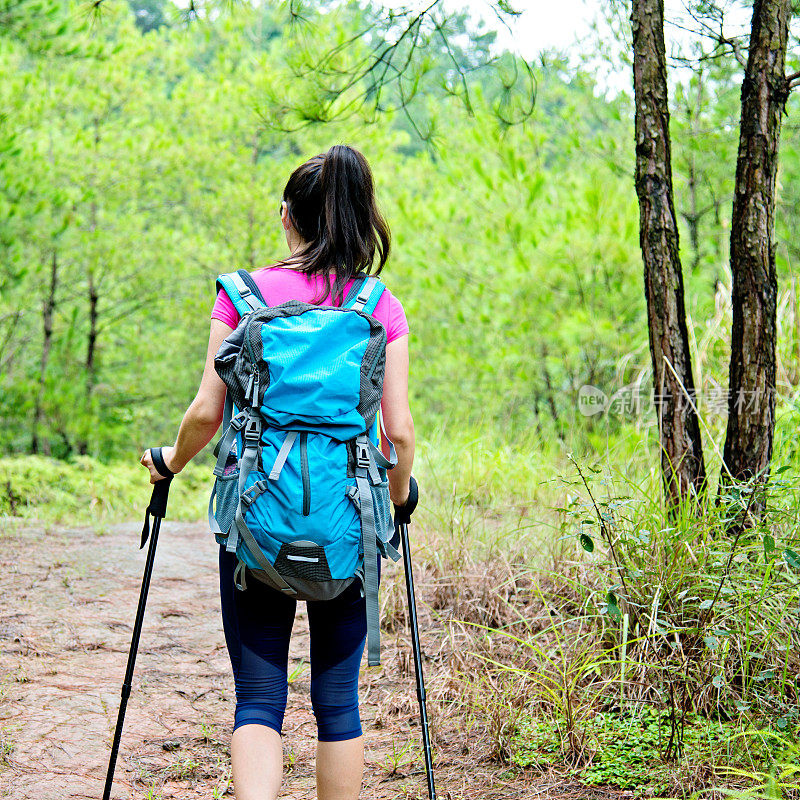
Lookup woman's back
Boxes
[211,266,409,345]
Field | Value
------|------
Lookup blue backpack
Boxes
[208,269,400,666]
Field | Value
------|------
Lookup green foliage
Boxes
[510,708,797,794]
[0,0,651,459]
[438,414,800,796]
[4,6,800,798]
[2,0,799,464]
[0,455,208,524]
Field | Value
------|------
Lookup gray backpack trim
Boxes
[212,410,247,477]
[233,503,296,595]
[269,431,298,480]
[353,432,399,666]
[224,270,266,314]
[354,434,381,666]
[348,276,378,311]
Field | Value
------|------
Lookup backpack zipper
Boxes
[299,432,311,516]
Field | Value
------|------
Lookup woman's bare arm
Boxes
[380,334,415,506]
[140,319,233,482]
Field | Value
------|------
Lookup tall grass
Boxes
[0,454,209,525]
[383,413,800,796]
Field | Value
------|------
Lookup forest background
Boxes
[2,0,800,796]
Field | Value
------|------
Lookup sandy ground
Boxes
[0,520,543,800]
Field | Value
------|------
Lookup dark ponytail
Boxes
[280,144,391,305]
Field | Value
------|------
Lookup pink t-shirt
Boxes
[211,267,409,343]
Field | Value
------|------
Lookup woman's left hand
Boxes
[140,446,178,484]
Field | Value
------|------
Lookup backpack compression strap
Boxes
[354,432,398,667]
[216,269,267,317]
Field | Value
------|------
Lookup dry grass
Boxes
[382,455,800,798]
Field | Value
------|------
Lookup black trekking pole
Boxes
[394,476,436,800]
[102,447,173,800]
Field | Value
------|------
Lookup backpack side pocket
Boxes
[371,476,394,544]
[209,471,240,545]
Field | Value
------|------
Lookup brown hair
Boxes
[280,144,391,304]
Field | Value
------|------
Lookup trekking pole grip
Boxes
[140,447,173,548]
[148,446,174,518]
[393,475,418,525]
[149,476,172,519]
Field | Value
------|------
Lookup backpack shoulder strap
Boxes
[344,274,385,316]
[217,269,267,316]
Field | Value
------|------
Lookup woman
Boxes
[140,144,415,800]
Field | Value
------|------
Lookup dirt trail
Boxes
[0,520,538,800]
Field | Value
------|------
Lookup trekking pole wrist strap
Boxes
[151,447,175,479]
[141,447,173,548]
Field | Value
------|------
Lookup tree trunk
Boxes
[32,250,58,455]
[683,68,704,274]
[86,269,98,396]
[245,133,260,269]
[722,0,792,486]
[540,343,560,429]
[631,0,706,506]
[79,118,101,456]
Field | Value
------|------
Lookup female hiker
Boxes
[140,144,415,800]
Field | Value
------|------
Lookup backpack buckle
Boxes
[241,480,266,508]
[244,416,261,444]
[356,440,370,469]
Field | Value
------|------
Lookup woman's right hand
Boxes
[140,446,178,484]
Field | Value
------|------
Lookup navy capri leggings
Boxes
[219,547,378,742]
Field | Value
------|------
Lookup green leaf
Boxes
[699,599,713,610]
[711,674,725,689]
[784,549,800,570]
[579,533,594,552]
[606,590,621,620]
[704,635,718,650]
[763,534,775,554]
